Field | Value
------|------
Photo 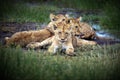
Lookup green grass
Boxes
[1,0,119,30]
[0,1,102,23]
[0,44,120,80]
[0,1,120,80]
[1,0,120,30]
[50,0,104,10]
[0,2,59,23]
[81,14,101,23]
[99,2,120,30]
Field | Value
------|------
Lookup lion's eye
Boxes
[75,26,78,28]
[62,19,65,21]
[67,20,70,23]
[52,18,57,21]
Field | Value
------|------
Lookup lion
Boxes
[79,21,96,40]
[47,22,76,56]
[5,29,54,47]
[5,13,67,47]
[26,17,97,49]
[47,13,67,27]
[66,15,96,40]
[64,17,97,46]
[27,22,76,56]
[67,17,97,45]
[79,18,97,40]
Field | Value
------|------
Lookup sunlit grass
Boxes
[0,44,120,80]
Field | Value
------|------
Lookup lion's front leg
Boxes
[48,43,59,55]
[66,47,76,56]
[65,44,76,56]
[26,42,41,49]
[26,36,53,49]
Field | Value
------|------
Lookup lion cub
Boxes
[66,17,97,45]
[5,13,67,47]
[47,22,75,56]
[66,16,96,39]
[26,18,79,49]
[26,17,97,49]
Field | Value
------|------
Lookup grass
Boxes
[0,2,59,23]
[0,1,120,79]
[81,14,101,23]
[0,44,120,80]
[1,0,120,30]
[50,0,104,10]
[99,1,120,30]
[0,2,102,23]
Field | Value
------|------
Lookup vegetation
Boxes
[0,0,120,30]
[53,0,120,30]
[0,0,120,80]
[100,1,120,30]
[0,44,120,80]
[0,2,59,23]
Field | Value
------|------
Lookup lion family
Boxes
[5,13,97,56]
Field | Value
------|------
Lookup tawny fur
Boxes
[79,22,96,39]
[5,29,54,47]
[47,23,75,55]
[5,14,97,47]
[26,17,97,49]
[27,22,76,55]
[67,17,96,39]
[5,13,67,47]
[26,35,77,49]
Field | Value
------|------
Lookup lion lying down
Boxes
[5,28,54,47]
[5,13,67,47]
[5,13,97,48]
[26,17,97,49]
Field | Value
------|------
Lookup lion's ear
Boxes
[77,16,82,22]
[65,14,70,18]
[5,37,10,45]
[50,13,57,21]
[5,37,10,41]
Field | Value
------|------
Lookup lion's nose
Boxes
[61,39,66,43]
[61,39,65,41]
[75,34,80,37]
